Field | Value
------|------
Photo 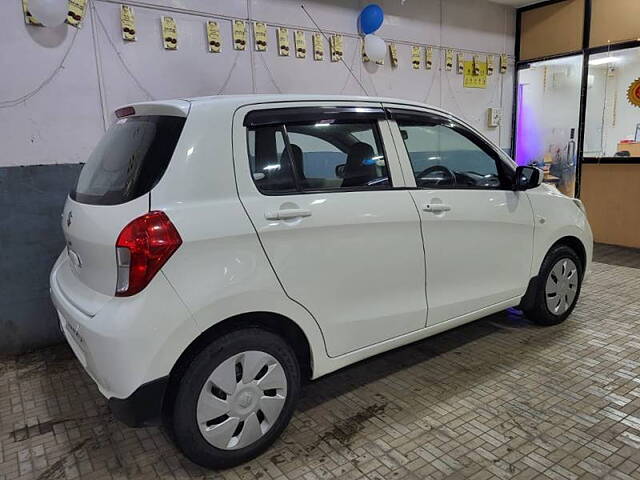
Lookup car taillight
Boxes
[115,211,182,297]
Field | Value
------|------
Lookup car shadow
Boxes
[297,307,547,414]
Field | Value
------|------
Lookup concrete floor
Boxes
[1,246,640,479]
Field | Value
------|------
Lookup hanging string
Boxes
[339,39,361,94]
[258,53,283,94]
[216,51,242,95]
[0,28,80,108]
[93,5,155,101]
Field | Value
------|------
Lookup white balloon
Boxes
[364,34,386,63]
[29,0,68,27]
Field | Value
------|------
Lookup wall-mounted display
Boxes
[445,49,453,71]
[22,0,42,26]
[500,53,508,74]
[313,33,323,61]
[457,53,464,74]
[233,20,247,50]
[120,5,136,42]
[463,60,487,88]
[389,43,398,67]
[330,34,343,62]
[253,22,267,51]
[487,55,494,75]
[277,27,290,56]
[411,46,421,69]
[207,21,221,53]
[162,16,177,50]
[361,38,370,62]
[294,30,306,58]
[425,47,433,70]
[66,0,87,28]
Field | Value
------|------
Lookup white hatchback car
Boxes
[50,94,592,468]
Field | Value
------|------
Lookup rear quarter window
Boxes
[72,115,185,205]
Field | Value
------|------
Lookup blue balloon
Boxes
[359,4,384,35]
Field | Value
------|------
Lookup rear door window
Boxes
[247,117,390,193]
[72,115,185,205]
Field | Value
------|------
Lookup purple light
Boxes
[515,83,542,166]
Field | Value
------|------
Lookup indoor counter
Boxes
[580,159,640,249]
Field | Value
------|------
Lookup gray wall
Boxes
[0,164,81,353]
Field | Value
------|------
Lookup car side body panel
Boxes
[526,184,593,277]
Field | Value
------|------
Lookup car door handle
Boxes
[422,203,452,213]
[265,209,312,220]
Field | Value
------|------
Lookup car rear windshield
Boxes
[71,115,186,205]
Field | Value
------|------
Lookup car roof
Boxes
[186,93,444,111]
[125,94,451,120]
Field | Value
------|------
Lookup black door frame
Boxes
[510,0,640,198]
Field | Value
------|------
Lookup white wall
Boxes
[0,0,516,167]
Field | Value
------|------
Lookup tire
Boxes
[172,328,300,469]
[523,245,583,326]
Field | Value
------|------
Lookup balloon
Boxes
[359,4,384,35]
[364,34,386,63]
[28,0,68,27]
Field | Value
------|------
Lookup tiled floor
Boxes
[2,247,640,479]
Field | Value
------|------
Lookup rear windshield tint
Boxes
[71,115,185,205]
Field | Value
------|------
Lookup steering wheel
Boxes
[416,165,456,186]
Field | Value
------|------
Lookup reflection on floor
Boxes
[2,254,640,479]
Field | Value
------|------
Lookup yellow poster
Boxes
[411,46,421,69]
[121,5,136,42]
[361,38,369,63]
[330,35,343,62]
[162,16,178,50]
[313,33,323,61]
[425,46,433,70]
[233,20,247,50]
[22,0,42,26]
[207,21,221,53]
[472,55,480,75]
[389,43,398,67]
[67,0,87,28]
[294,31,306,58]
[445,49,453,71]
[500,53,508,74]
[253,22,267,51]
[277,27,290,56]
[463,60,487,88]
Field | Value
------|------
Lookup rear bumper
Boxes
[50,250,198,402]
[108,377,169,427]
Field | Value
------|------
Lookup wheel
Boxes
[523,245,583,326]
[172,328,300,469]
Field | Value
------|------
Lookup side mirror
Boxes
[514,165,542,191]
[335,164,345,179]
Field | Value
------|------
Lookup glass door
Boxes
[515,55,584,197]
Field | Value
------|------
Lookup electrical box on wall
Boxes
[487,107,501,128]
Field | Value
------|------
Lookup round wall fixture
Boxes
[628,78,640,108]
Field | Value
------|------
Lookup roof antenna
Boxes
[300,4,370,96]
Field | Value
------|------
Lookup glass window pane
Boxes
[248,126,296,192]
[72,116,185,205]
[398,122,503,189]
[585,47,640,159]
[286,122,389,190]
[515,54,583,197]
